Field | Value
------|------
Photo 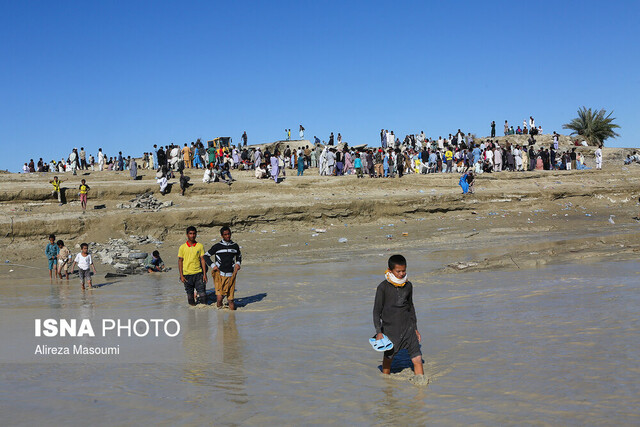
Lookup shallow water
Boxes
[1,254,639,425]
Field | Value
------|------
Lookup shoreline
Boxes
[1,159,639,281]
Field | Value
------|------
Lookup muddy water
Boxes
[1,254,639,425]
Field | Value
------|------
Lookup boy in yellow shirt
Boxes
[49,176,63,205]
[78,179,90,212]
[178,226,208,305]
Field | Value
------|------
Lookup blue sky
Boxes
[2,0,638,171]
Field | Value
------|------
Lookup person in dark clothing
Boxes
[570,148,577,170]
[396,149,405,177]
[366,150,374,177]
[373,255,424,378]
[541,149,550,170]
[490,121,496,138]
[528,146,536,171]
[179,170,190,196]
[549,146,556,170]
[157,147,166,169]
[203,226,242,310]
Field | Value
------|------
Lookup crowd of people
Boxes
[22,147,144,175]
[240,133,603,184]
[23,119,609,197]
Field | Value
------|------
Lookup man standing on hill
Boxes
[182,144,191,168]
[79,147,87,170]
[570,148,577,170]
[242,131,248,146]
[595,145,603,170]
[98,148,105,171]
[153,145,159,170]
[491,121,496,138]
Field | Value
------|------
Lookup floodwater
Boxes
[1,253,639,426]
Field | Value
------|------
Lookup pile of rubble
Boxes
[117,192,172,211]
[90,235,163,274]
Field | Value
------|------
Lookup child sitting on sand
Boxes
[144,250,166,272]
[373,254,424,379]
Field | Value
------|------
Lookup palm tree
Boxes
[563,107,620,146]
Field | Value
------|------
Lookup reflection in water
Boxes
[182,309,215,386]
[215,312,248,406]
[180,309,248,422]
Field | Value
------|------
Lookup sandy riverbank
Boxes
[1,147,639,279]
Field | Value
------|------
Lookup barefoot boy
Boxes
[144,250,166,273]
[49,176,63,205]
[71,243,97,289]
[56,240,72,280]
[204,226,242,310]
[373,254,424,377]
[178,226,208,306]
[78,179,90,212]
[45,234,59,280]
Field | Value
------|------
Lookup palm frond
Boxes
[562,107,620,146]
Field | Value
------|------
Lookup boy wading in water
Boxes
[373,255,424,379]
[45,234,59,280]
[71,243,97,289]
[56,240,71,280]
[204,226,242,310]
[178,226,208,306]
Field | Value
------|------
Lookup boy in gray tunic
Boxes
[373,254,423,377]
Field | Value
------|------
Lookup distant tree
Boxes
[563,107,620,146]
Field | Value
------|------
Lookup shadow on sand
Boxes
[92,281,119,288]
[234,293,267,308]
[203,291,267,308]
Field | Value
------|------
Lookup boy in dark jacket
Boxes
[204,226,242,310]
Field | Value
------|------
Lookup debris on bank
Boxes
[90,235,163,274]
[117,192,172,211]
[448,261,478,270]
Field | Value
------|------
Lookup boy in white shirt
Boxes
[71,243,97,289]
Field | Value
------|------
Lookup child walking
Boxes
[373,255,424,378]
[71,243,97,289]
[56,240,71,280]
[45,234,58,280]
